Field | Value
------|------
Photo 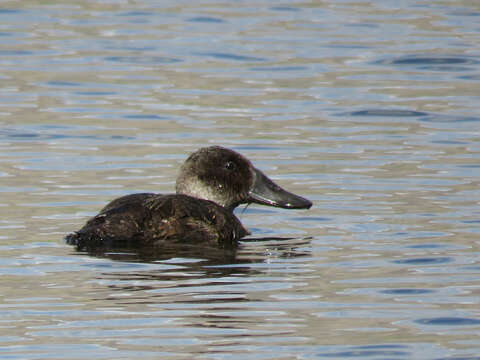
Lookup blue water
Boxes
[1,0,480,359]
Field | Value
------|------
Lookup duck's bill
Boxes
[248,168,312,209]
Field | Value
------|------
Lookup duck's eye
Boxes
[225,161,236,171]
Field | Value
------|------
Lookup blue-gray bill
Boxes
[248,168,312,209]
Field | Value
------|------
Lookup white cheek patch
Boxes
[178,177,227,207]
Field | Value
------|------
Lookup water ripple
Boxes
[375,55,479,72]
[393,257,453,265]
[187,16,225,23]
[195,52,267,62]
[342,109,429,117]
[104,56,182,64]
[1,1,480,359]
[416,317,480,326]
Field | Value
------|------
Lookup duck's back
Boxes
[65,193,248,250]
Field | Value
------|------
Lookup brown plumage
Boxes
[65,146,311,251]
[66,193,248,250]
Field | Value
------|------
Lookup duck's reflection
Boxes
[80,236,311,263]
[77,236,312,289]
[83,241,238,264]
[77,236,313,342]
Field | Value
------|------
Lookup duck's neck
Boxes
[176,177,231,210]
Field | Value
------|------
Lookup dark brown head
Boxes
[176,146,312,211]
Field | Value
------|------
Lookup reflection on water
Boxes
[78,236,311,264]
[1,0,480,359]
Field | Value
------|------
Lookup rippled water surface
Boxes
[1,1,480,359]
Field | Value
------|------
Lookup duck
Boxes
[65,146,312,250]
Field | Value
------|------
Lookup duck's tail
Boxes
[64,231,106,251]
[64,232,79,246]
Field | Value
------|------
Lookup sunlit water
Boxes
[1,1,480,359]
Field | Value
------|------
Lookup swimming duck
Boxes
[65,146,312,250]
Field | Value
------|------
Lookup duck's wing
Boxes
[65,193,248,250]
[65,193,156,249]
[144,194,249,246]
[65,193,159,250]
[99,193,156,213]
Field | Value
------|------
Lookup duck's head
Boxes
[176,146,312,211]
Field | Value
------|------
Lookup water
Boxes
[1,0,480,359]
